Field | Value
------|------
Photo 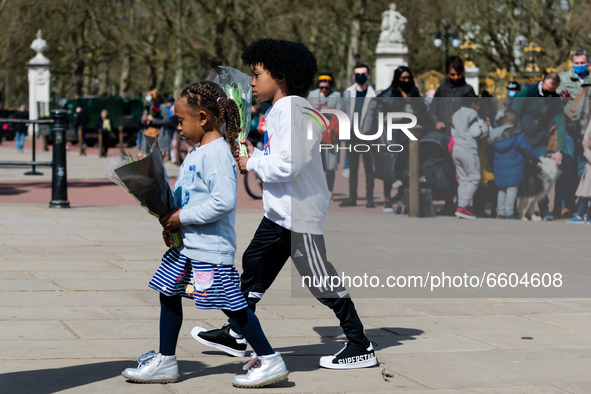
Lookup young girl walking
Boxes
[122,81,289,388]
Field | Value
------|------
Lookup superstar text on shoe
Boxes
[191,325,247,357]
[319,341,378,370]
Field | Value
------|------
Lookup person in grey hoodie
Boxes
[451,95,490,219]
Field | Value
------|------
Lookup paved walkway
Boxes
[1,203,590,393]
[1,138,589,393]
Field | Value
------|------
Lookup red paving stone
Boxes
[1,138,394,213]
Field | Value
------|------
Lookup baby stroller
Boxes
[392,131,457,214]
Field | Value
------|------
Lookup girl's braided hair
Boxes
[179,80,240,156]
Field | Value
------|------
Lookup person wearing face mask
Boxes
[429,56,476,137]
[428,56,476,216]
[140,89,170,156]
[507,81,521,98]
[340,63,378,208]
[556,49,591,218]
[512,72,566,221]
[495,81,522,122]
[363,66,428,212]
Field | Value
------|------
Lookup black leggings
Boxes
[159,293,273,356]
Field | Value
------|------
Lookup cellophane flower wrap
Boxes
[105,134,182,247]
[206,66,253,157]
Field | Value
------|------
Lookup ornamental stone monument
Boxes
[27,30,52,133]
[375,3,409,92]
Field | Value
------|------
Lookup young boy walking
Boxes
[192,38,377,369]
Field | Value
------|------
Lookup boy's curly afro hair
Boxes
[242,38,318,97]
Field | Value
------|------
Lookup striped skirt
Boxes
[149,248,247,311]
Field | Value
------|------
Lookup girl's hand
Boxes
[160,208,182,231]
[162,230,173,247]
[583,139,589,150]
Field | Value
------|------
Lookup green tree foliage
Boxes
[1,0,590,107]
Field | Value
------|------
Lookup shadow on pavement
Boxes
[1,359,296,393]
[0,185,28,195]
[202,326,423,373]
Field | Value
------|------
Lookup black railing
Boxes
[0,110,70,208]
[0,118,53,174]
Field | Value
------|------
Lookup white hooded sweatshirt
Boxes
[246,95,330,234]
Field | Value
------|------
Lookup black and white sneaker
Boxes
[319,341,378,369]
[191,324,247,357]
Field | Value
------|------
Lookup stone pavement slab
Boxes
[1,203,591,393]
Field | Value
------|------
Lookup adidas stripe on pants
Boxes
[230,216,370,350]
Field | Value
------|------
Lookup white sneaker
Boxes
[122,351,179,383]
[232,351,289,388]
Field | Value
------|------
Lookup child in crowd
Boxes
[122,81,288,388]
[568,136,591,223]
[193,38,378,370]
[451,95,490,219]
[487,110,539,219]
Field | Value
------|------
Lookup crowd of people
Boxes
[308,52,591,222]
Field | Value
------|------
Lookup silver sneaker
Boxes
[232,351,289,388]
[122,351,180,383]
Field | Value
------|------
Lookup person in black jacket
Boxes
[429,56,476,135]
[74,104,90,155]
[428,56,476,215]
[364,66,428,212]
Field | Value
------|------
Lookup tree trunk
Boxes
[98,60,109,97]
[173,0,183,93]
[119,51,131,98]
[173,38,183,93]
[146,32,157,90]
[346,0,367,83]
[69,55,85,97]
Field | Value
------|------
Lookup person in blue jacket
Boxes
[487,110,539,219]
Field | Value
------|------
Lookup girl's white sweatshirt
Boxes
[246,96,330,234]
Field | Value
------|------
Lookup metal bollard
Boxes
[118,126,124,154]
[408,139,420,217]
[98,131,104,157]
[49,109,70,208]
[42,126,49,151]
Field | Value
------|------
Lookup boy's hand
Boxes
[160,208,182,231]
[239,138,255,158]
[162,230,173,247]
[583,139,589,150]
[238,156,249,173]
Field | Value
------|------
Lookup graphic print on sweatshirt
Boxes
[263,130,272,155]
[173,164,197,207]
